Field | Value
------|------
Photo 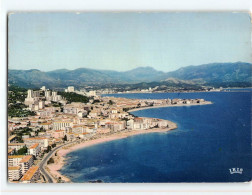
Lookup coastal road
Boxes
[39,142,73,183]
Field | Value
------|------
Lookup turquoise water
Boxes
[60,91,251,182]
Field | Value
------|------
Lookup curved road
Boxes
[39,142,73,183]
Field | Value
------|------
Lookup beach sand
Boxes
[46,120,177,183]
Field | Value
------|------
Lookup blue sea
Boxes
[60,91,252,182]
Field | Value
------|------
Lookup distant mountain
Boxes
[164,62,252,85]
[8,62,252,89]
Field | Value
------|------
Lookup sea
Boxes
[60,90,252,182]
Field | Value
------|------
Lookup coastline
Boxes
[128,101,212,112]
[46,120,177,183]
[45,101,212,183]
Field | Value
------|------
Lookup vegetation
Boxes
[16,146,28,155]
[8,85,36,117]
[108,100,114,105]
[47,157,54,164]
[11,127,33,143]
[8,103,36,117]
[35,127,46,136]
[63,135,67,141]
[58,92,89,103]
[45,145,52,153]
[123,108,130,112]
[51,101,62,107]
[9,62,252,89]
[92,99,101,104]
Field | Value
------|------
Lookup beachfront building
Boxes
[8,166,22,181]
[19,155,34,174]
[96,127,110,134]
[28,143,41,157]
[20,166,40,183]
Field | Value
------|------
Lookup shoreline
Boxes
[45,101,212,183]
[128,101,212,112]
[46,120,177,183]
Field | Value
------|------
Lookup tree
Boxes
[108,100,114,105]
[47,157,54,164]
[46,145,52,153]
[63,135,67,141]
[17,146,28,155]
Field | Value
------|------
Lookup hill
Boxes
[8,62,252,89]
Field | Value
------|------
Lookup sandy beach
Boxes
[46,120,177,183]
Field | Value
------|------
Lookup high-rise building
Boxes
[27,90,33,98]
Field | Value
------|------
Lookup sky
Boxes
[8,12,251,72]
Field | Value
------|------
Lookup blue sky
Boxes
[8,12,251,72]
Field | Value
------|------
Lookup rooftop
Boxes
[19,155,33,163]
[20,166,39,181]
[8,166,21,171]
[29,143,39,149]
[8,155,24,159]
[8,135,17,141]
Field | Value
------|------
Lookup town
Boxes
[8,85,212,183]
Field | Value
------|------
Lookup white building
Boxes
[28,143,41,157]
[8,166,22,181]
[23,138,49,149]
[40,86,46,91]
[65,86,75,92]
[39,101,45,109]
[8,155,24,167]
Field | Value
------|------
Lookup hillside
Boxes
[8,62,252,89]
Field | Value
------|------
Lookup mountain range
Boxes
[8,62,252,89]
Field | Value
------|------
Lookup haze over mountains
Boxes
[8,62,252,89]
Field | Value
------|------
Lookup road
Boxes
[39,142,73,183]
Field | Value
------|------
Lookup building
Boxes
[52,130,65,139]
[19,155,34,174]
[23,137,49,149]
[8,135,18,143]
[40,86,46,91]
[53,121,73,130]
[20,166,40,183]
[39,101,45,109]
[8,155,24,167]
[8,166,22,181]
[8,148,15,155]
[65,86,75,92]
[28,143,41,157]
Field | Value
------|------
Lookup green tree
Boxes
[63,135,67,141]
[17,146,28,155]
[108,100,114,105]
[47,157,54,164]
